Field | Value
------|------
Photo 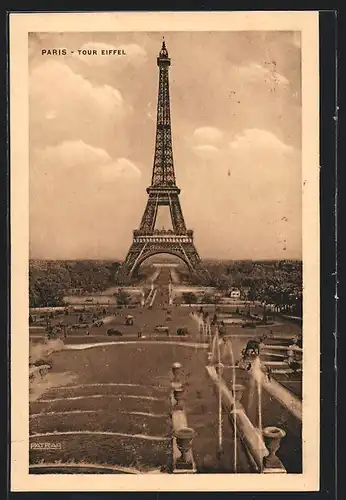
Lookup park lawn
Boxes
[30,410,171,436]
[39,382,166,400]
[44,343,199,385]
[30,341,249,472]
[29,433,171,471]
[31,395,168,415]
[29,342,202,471]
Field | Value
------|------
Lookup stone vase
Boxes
[173,384,184,410]
[172,362,182,383]
[231,383,245,403]
[215,362,224,376]
[175,427,196,466]
[262,426,286,469]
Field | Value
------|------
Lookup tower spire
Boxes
[159,37,168,58]
[152,36,174,186]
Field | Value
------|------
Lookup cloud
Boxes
[34,140,141,180]
[235,62,289,86]
[192,144,220,159]
[191,127,293,163]
[74,42,148,68]
[30,60,124,116]
[190,127,224,159]
[229,128,293,153]
[29,140,144,259]
[180,128,301,260]
[100,158,142,180]
[144,100,156,121]
[193,126,224,145]
[29,60,127,147]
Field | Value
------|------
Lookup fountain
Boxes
[251,356,263,433]
[204,324,291,473]
[199,322,204,342]
[208,325,242,470]
[216,329,223,458]
[233,335,268,470]
[222,332,240,473]
[206,322,212,346]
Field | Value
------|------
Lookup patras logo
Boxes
[30,442,62,450]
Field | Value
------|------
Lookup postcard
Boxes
[10,11,319,492]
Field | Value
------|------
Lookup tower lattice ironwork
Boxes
[117,40,205,281]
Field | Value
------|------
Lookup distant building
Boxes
[229,288,241,299]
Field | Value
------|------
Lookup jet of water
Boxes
[250,356,264,462]
[224,337,238,473]
[216,328,224,459]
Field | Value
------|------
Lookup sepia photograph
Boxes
[10,11,320,492]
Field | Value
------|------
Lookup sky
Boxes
[29,31,302,261]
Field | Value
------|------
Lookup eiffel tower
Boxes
[117,40,205,283]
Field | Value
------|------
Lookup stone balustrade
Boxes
[170,362,196,473]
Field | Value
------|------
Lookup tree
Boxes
[182,292,197,304]
[201,293,213,304]
[214,294,222,304]
[115,290,130,306]
[30,277,65,307]
[246,286,258,315]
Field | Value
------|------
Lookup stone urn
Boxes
[174,427,196,467]
[172,362,182,383]
[173,384,184,410]
[262,426,286,469]
[171,380,182,391]
[215,362,224,376]
[231,383,245,404]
